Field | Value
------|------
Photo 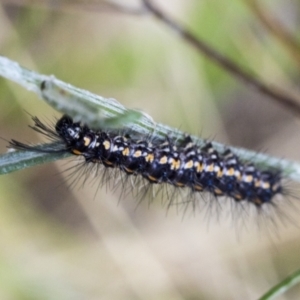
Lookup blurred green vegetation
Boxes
[1,1,300,299]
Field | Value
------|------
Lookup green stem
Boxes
[259,269,300,300]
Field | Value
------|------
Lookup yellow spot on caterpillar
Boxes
[196,162,203,173]
[83,136,91,147]
[72,149,82,155]
[124,167,134,174]
[184,160,193,169]
[145,154,154,163]
[104,160,113,166]
[175,182,185,187]
[194,185,203,191]
[103,140,110,150]
[214,188,223,195]
[227,167,235,176]
[159,156,168,164]
[171,159,181,170]
[233,193,243,201]
[134,150,142,158]
[206,163,214,172]
[244,175,253,183]
[262,182,270,189]
[216,169,223,178]
[122,147,129,156]
[148,175,158,182]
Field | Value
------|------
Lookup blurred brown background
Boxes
[0,0,300,299]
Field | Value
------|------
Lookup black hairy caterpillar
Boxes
[10,114,283,208]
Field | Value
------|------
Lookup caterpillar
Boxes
[9,114,283,210]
